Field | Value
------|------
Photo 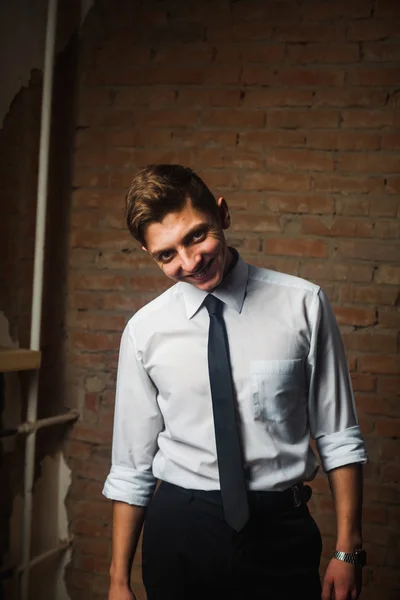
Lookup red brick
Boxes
[351,373,377,392]
[231,0,300,22]
[375,0,400,15]
[301,216,373,237]
[382,133,400,150]
[346,19,400,41]
[135,108,199,127]
[334,306,377,327]
[239,42,286,63]
[375,266,400,285]
[287,42,359,64]
[71,331,121,352]
[95,250,155,270]
[363,41,400,62]
[207,20,273,42]
[369,197,400,217]
[100,293,159,312]
[342,331,398,353]
[268,109,340,129]
[70,311,126,332]
[64,440,92,460]
[378,376,400,397]
[336,152,400,174]
[300,262,373,283]
[68,292,101,310]
[379,310,400,330]
[152,43,214,64]
[74,147,132,169]
[239,130,307,150]
[201,109,265,129]
[349,66,400,86]
[242,171,310,191]
[277,67,345,87]
[337,240,400,262]
[130,147,197,168]
[265,238,328,258]
[71,211,102,229]
[72,274,127,292]
[272,23,346,42]
[313,175,384,194]
[172,130,237,148]
[266,194,334,214]
[113,87,176,108]
[243,89,314,108]
[339,283,399,305]
[70,423,112,446]
[108,128,172,147]
[374,418,400,438]
[197,169,240,190]
[341,110,394,129]
[208,89,242,107]
[203,65,242,85]
[231,213,281,233]
[385,177,400,194]
[72,167,109,188]
[72,190,125,209]
[198,148,264,170]
[313,88,387,107]
[307,131,381,151]
[267,149,334,172]
[359,356,400,375]
[300,0,373,20]
[70,230,132,250]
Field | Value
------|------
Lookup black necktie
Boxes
[204,294,249,531]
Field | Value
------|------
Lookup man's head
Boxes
[125,164,232,291]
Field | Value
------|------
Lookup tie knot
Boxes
[204,294,222,316]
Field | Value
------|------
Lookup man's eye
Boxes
[193,230,205,241]
[160,251,173,261]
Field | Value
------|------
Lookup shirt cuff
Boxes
[102,465,157,506]
[316,425,368,472]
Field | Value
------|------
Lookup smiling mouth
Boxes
[189,260,213,280]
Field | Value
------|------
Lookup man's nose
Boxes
[180,249,201,273]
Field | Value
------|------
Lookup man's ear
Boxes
[141,245,148,253]
[216,196,230,230]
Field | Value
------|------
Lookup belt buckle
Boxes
[292,485,301,508]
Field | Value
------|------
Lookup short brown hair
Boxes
[125,164,219,245]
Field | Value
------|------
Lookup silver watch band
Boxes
[333,551,357,564]
[333,549,366,567]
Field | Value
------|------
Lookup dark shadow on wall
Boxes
[0,25,79,599]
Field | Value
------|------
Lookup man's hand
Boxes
[322,558,362,600]
[108,581,136,600]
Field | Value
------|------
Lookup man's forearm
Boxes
[327,463,363,551]
[109,500,146,585]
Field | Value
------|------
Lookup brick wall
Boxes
[65,1,400,599]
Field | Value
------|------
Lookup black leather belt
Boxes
[161,481,312,510]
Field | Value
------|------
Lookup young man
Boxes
[103,164,368,600]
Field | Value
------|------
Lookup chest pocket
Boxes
[251,359,306,423]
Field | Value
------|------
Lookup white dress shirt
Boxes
[103,252,367,507]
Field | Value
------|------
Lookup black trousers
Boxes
[142,482,322,600]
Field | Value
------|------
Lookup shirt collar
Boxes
[179,250,249,319]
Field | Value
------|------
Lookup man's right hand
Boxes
[108,582,136,600]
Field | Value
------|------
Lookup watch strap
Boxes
[333,549,366,567]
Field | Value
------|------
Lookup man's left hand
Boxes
[322,558,362,600]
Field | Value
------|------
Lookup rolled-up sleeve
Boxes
[102,323,163,506]
[307,288,368,472]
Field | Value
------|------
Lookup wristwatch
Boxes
[333,549,366,567]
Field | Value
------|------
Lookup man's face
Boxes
[143,197,232,291]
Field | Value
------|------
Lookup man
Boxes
[103,164,368,600]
